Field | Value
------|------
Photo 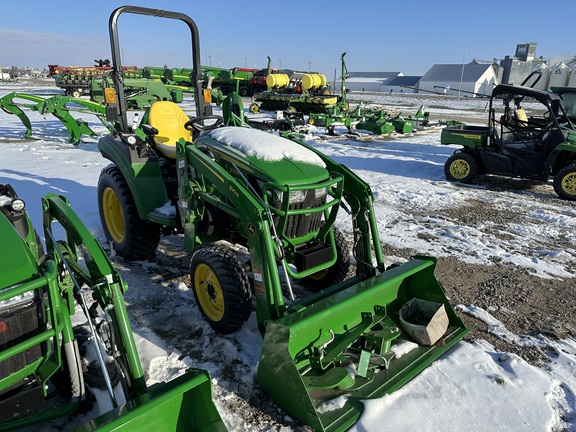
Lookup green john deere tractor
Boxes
[0,183,225,431]
[96,6,468,432]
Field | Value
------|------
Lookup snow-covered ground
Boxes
[2,81,576,431]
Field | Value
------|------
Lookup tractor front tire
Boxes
[444,152,479,183]
[97,166,160,260]
[301,226,351,291]
[553,164,576,200]
[190,245,252,334]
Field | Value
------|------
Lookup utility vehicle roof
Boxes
[492,84,562,103]
[550,86,576,96]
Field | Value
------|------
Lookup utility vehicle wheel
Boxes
[249,103,260,113]
[97,166,160,260]
[301,226,351,291]
[190,245,252,334]
[444,152,479,183]
[553,164,576,200]
[71,90,81,98]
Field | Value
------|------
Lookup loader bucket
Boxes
[76,369,226,432]
[257,257,468,432]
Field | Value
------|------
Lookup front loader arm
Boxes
[41,193,147,395]
[176,140,290,322]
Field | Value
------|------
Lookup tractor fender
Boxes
[98,134,169,220]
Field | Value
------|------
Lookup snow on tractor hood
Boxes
[206,127,326,168]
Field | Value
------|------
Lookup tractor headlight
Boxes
[11,199,25,211]
[289,190,307,204]
[314,187,328,199]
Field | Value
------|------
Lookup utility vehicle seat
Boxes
[148,101,192,158]
[515,107,528,127]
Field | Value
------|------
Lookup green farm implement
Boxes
[94,6,468,432]
[0,92,108,144]
[0,183,225,431]
[0,77,193,144]
[48,63,141,97]
[351,103,414,135]
[89,77,187,108]
[308,54,419,136]
[251,56,338,114]
[305,53,353,133]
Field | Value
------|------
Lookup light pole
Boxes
[458,44,467,100]
[213,48,223,67]
[278,59,282,70]
[308,61,312,72]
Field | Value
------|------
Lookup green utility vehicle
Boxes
[0,184,225,431]
[441,84,576,199]
[96,6,468,432]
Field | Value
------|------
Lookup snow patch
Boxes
[208,126,326,167]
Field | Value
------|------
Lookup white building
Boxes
[335,71,403,93]
[418,61,501,97]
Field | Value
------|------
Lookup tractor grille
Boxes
[273,192,326,239]
[285,198,324,238]
[0,297,45,384]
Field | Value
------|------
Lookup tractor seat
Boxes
[148,101,192,158]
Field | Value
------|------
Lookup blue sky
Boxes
[1,1,575,76]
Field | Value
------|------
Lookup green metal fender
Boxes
[98,134,171,222]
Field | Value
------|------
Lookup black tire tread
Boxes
[553,163,576,201]
[98,166,160,260]
[444,152,479,183]
[190,245,252,334]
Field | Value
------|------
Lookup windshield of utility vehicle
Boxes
[560,92,576,119]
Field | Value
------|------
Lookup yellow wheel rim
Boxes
[102,187,125,244]
[561,171,576,195]
[450,159,470,179]
[308,269,328,281]
[194,263,224,322]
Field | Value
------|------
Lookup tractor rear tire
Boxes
[444,152,479,183]
[553,164,576,200]
[97,166,160,260]
[190,245,252,334]
[301,226,351,291]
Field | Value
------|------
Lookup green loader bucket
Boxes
[76,370,226,432]
[257,257,468,432]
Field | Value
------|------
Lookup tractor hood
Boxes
[199,127,329,185]
[0,214,38,290]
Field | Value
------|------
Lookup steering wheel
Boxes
[184,115,224,133]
